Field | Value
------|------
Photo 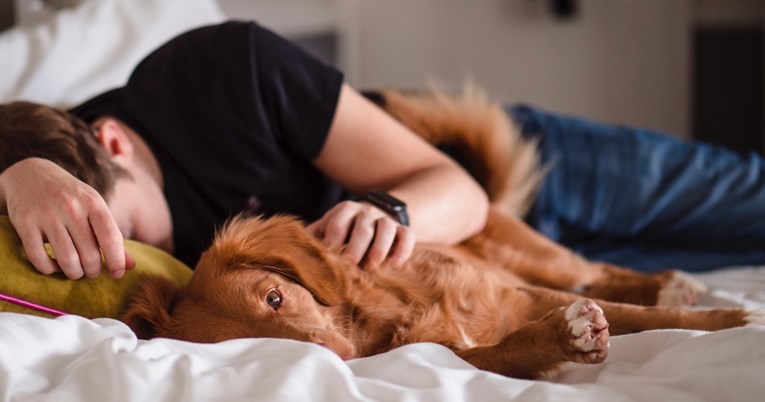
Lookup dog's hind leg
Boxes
[460,209,706,306]
[456,298,610,379]
[457,287,755,380]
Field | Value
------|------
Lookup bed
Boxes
[1,1,765,401]
[0,268,763,401]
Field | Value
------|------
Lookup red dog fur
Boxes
[121,88,760,380]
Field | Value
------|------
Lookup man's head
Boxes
[0,102,172,253]
[0,101,127,195]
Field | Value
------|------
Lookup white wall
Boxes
[352,0,692,138]
[220,0,693,138]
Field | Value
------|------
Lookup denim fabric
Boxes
[507,104,765,272]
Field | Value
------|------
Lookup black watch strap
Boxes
[358,191,410,226]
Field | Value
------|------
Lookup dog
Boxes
[121,87,762,380]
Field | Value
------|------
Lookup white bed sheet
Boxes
[1,267,763,402]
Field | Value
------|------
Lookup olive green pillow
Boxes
[0,215,191,319]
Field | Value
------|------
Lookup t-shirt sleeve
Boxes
[248,23,344,160]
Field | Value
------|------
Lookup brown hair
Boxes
[0,101,127,196]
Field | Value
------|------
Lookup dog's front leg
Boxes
[456,299,610,380]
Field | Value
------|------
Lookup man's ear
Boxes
[92,117,134,163]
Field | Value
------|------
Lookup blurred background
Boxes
[4,0,764,152]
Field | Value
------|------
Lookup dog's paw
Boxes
[745,309,765,327]
[657,271,708,306]
[565,299,609,364]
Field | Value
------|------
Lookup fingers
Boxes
[344,214,378,264]
[364,223,414,268]
[13,203,129,280]
[89,206,128,278]
[125,251,137,271]
[319,201,358,251]
[67,221,103,279]
[388,225,415,266]
[311,201,415,269]
[43,222,84,279]
[362,218,397,268]
[3,159,130,279]
[16,226,60,276]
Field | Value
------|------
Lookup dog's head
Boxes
[120,215,357,360]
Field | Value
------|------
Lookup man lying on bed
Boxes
[0,20,764,283]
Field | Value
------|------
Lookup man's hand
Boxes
[307,200,415,269]
[0,158,135,279]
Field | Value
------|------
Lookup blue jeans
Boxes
[508,104,765,272]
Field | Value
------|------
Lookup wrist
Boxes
[357,190,409,226]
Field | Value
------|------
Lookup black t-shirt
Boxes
[71,21,346,266]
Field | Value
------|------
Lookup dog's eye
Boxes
[265,289,282,309]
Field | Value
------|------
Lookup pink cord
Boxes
[0,292,68,316]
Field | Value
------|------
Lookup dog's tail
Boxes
[363,84,544,216]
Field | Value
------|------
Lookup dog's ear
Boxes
[211,215,351,306]
[120,276,180,339]
[255,250,349,306]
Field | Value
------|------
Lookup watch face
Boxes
[369,191,405,208]
[361,191,409,226]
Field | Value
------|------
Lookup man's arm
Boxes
[309,83,489,268]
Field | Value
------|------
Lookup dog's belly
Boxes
[374,247,533,349]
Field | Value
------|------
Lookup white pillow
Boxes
[0,0,226,108]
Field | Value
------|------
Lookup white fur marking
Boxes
[658,271,709,306]
[745,309,765,327]
[456,323,476,348]
[565,299,604,352]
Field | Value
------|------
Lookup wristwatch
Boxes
[358,191,410,227]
